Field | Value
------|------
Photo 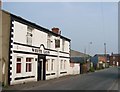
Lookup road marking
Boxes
[108,79,118,90]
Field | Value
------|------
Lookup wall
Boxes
[1,11,11,86]
[69,63,80,75]
[0,10,2,85]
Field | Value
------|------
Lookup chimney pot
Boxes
[52,27,61,35]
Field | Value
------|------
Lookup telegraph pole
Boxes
[104,43,107,67]
[104,43,106,55]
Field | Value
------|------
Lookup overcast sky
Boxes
[2,2,118,56]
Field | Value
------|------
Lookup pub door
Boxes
[37,55,46,81]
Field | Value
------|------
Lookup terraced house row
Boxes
[0,10,71,86]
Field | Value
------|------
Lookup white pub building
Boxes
[1,10,71,86]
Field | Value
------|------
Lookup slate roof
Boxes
[71,50,90,57]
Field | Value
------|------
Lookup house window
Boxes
[113,56,115,60]
[51,59,54,71]
[27,26,33,45]
[16,57,22,73]
[26,58,32,72]
[62,39,65,51]
[47,34,52,49]
[46,59,49,71]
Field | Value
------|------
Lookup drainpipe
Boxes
[57,48,59,78]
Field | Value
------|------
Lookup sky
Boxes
[2,2,118,56]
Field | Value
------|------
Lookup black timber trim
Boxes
[59,51,69,54]
[51,73,55,75]
[60,71,67,74]
[8,17,14,85]
[10,14,71,42]
[46,73,56,76]
[13,50,70,59]
[14,42,39,49]
[45,48,57,52]
[46,74,51,76]
[13,42,70,55]
[14,76,35,80]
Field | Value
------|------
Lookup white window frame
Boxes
[51,59,54,71]
[16,57,22,74]
[46,59,49,71]
[60,60,63,70]
[27,26,33,45]
[47,34,52,49]
[26,58,33,72]
[64,60,66,69]
[62,39,65,51]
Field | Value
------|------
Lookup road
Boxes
[4,67,119,91]
[27,67,119,90]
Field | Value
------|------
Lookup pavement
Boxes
[2,67,119,91]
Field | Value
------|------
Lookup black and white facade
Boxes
[8,14,71,85]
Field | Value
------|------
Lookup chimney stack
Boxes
[52,27,61,35]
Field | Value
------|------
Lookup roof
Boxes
[110,54,120,57]
[71,56,90,63]
[70,49,90,57]
[94,54,110,57]
[2,10,71,42]
[71,57,84,63]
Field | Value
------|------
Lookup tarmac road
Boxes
[3,67,119,91]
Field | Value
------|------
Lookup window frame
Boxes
[26,26,33,45]
[26,58,33,72]
[51,59,54,71]
[47,34,52,49]
[16,57,22,74]
[46,59,49,71]
[62,39,65,51]
[60,60,63,70]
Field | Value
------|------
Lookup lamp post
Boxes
[88,42,92,69]
[104,43,107,68]
[89,42,92,57]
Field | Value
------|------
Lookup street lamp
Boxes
[104,43,107,68]
[89,42,92,56]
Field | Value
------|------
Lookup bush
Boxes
[89,67,95,72]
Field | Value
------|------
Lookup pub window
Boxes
[51,59,54,71]
[16,57,22,73]
[27,26,33,45]
[64,60,66,69]
[26,58,32,72]
[60,60,63,70]
[46,59,49,71]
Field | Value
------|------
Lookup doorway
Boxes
[37,55,46,81]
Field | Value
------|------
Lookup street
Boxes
[4,67,119,90]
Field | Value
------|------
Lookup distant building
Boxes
[109,53,120,66]
[91,54,110,69]
[70,50,90,74]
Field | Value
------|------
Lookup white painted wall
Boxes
[69,63,80,75]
